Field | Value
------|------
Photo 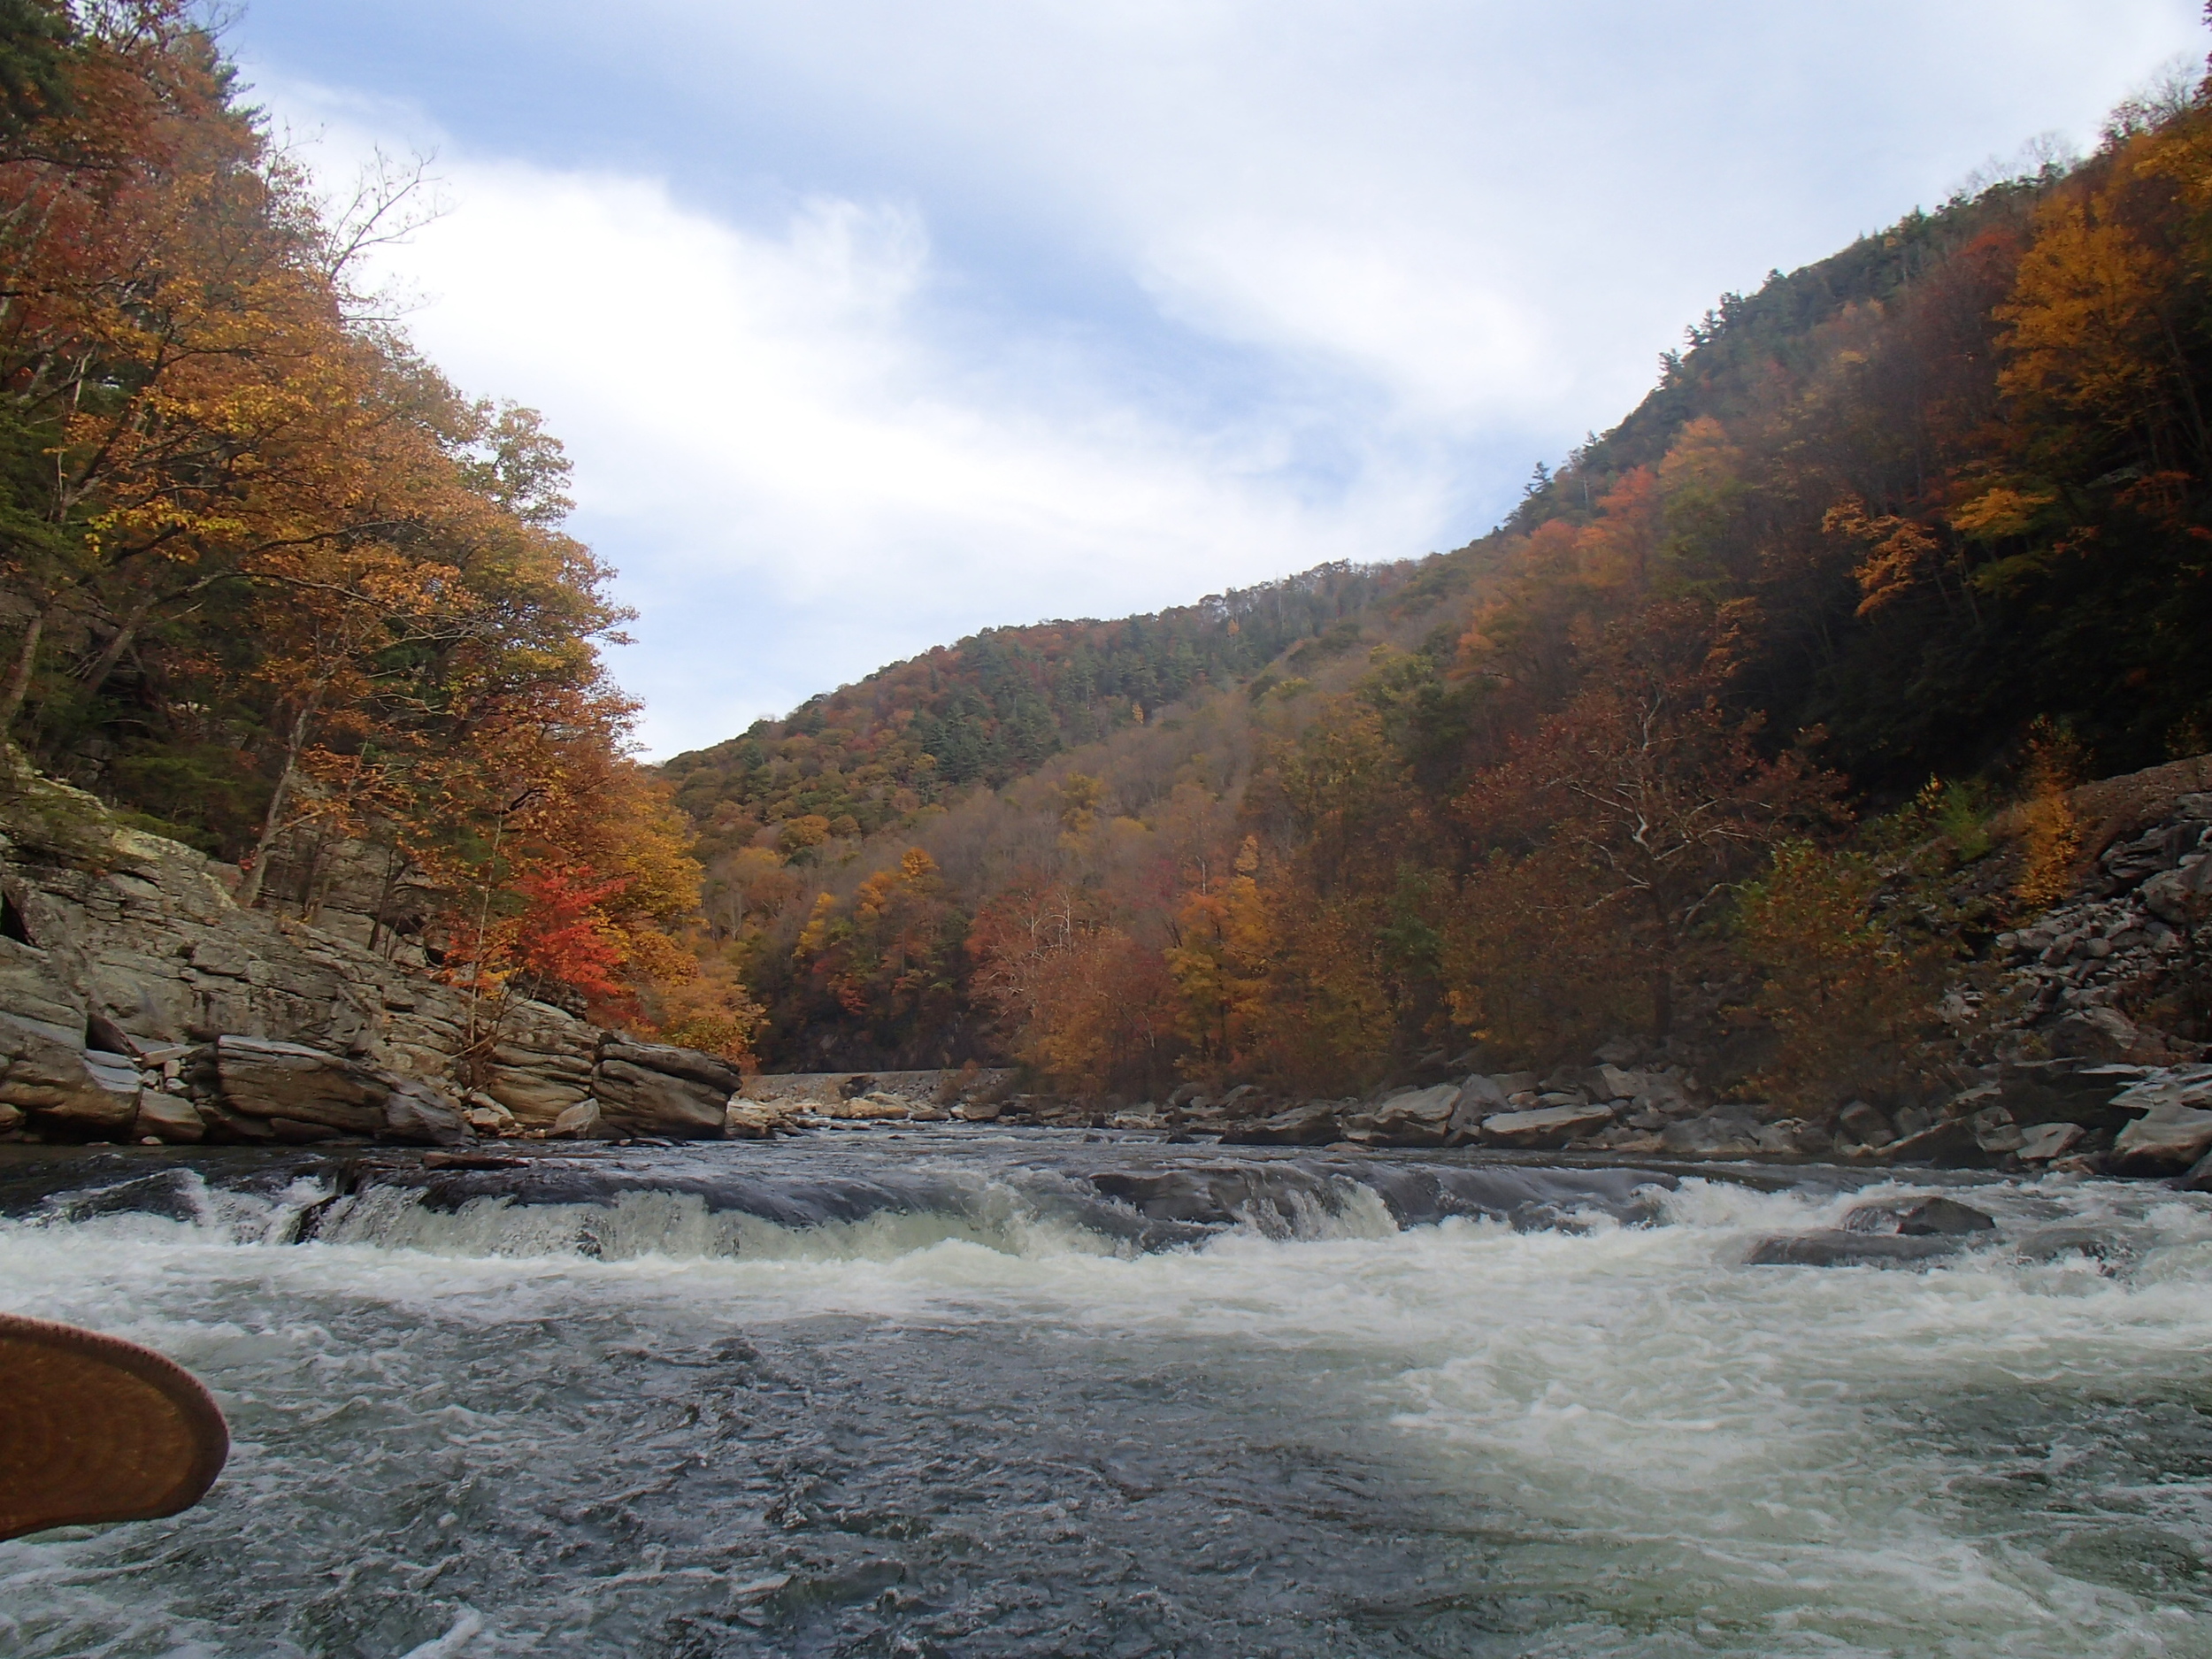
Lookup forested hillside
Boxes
[12,5,2209,1110]
[662,560,1409,839]
[0,2,749,1056]
[672,58,2212,1099]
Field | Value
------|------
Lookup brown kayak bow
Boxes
[0,1311,228,1540]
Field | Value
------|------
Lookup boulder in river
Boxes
[1876,1117,1984,1167]
[550,1099,611,1139]
[1755,1121,1809,1155]
[480,999,598,1125]
[1451,1073,1509,1118]
[2104,1068,2212,1174]
[2016,1121,2085,1163]
[591,1038,741,1139]
[214,1036,393,1136]
[724,1100,793,1139]
[132,1090,204,1144]
[1842,1196,1996,1236]
[1985,1061,2155,1133]
[1967,1106,2025,1156]
[1746,1232,1966,1268]
[1837,1101,1895,1148]
[1343,1084,1461,1146]
[382,1079,472,1148]
[2110,1106,2212,1175]
[211,1035,473,1146]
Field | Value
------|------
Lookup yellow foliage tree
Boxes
[1736,841,1945,1110]
[1997,197,2177,449]
[2015,723,2085,910]
[1164,837,1273,1081]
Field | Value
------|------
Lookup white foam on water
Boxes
[316,1179,1131,1265]
[0,1165,2208,1654]
[1376,1177,2212,1655]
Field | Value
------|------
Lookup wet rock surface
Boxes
[1746,1231,1968,1268]
[1842,1195,1997,1236]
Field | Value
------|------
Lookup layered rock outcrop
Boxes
[0,770,757,1147]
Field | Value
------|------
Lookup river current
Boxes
[0,1133,2208,1657]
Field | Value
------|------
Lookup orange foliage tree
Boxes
[970,877,1179,1094]
[1735,841,1947,1110]
[0,4,719,1055]
[1453,619,1843,1055]
[787,848,967,1060]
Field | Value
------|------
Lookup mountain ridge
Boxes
[666,72,2212,1097]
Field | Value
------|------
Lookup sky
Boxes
[221,0,2207,758]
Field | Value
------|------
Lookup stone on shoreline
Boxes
[2016,1122,2084,1163]
[211,1035,472,1146]
[1227,1102,1342,1146]
[550,1100,610,1140]
[1661,1111,1761,1156]
[724,1100,791,1139]
[1872,1117,1983,1167]
[1483,1102,1616,1149]
[0,1016,140,1136]
[1341,1084,1462,1146]
[2109,1087,2212,1175]
[132,1090,205,1144]
[592,1042,736,1139]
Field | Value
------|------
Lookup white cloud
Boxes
[265,78,1456,752]
[239,0,2208,753]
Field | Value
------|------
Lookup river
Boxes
[0,1133,2208,1657]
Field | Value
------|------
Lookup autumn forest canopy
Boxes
[7,4,2212,1105]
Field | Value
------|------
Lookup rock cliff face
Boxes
[1972,788,2212,1064]
[0,771,748,1147]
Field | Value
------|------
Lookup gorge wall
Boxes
[0,771,750,1147]
[4,754,2210,1187]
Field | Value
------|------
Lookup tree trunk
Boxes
[368,841,403,959]
[1647,888,1677,1041]
[236,757,296,910]
[77,588,157,699]
[0,603,50,733]
[237,693,322,909]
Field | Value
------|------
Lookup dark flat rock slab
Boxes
[1746,1231,1966,1268]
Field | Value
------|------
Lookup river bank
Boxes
[9,757,2212,1200]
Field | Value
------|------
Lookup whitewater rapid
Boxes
[0,1138,2207,1656]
